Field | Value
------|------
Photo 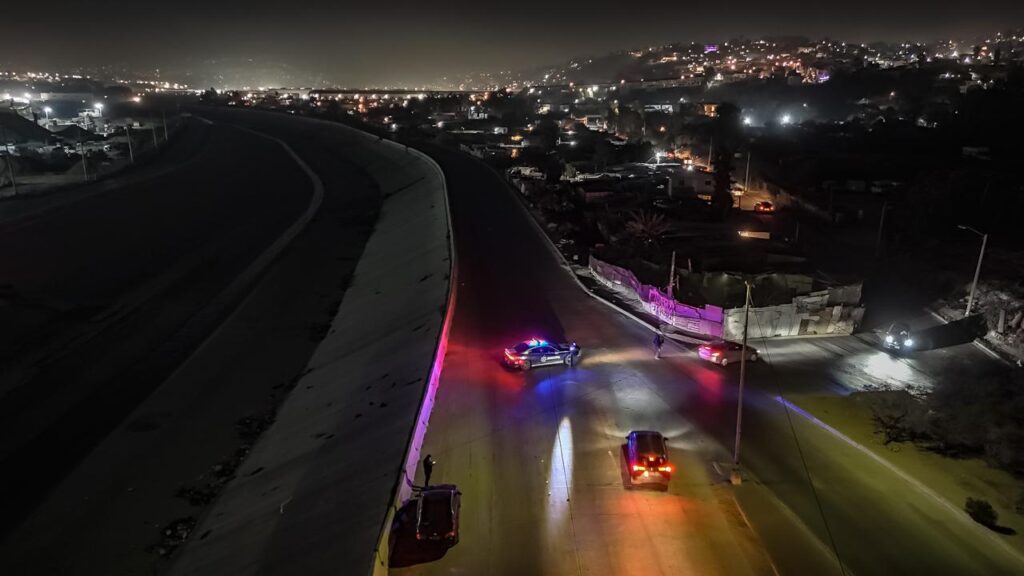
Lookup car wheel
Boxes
[521,360,532,371]
[564,355,574,366]
[750,353,759,362]
[720,358,729,367]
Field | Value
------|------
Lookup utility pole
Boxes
[0,123,17,194]
[958,225,988,317]
[79,132,89,182]
[667,176,673,199]
[707,135,714,169]
[1,124,17,197]
[731,281,752,486]
[875,202,889,257]
[667,250,677,297]
[125,125,135,163]
[151,125,159,149]
[162,109,169,142]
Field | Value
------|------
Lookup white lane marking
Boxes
[777,395,1024,569]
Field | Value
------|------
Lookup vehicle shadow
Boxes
[389,498,450,568]
[911,315,987,351]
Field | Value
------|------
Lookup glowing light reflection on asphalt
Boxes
[545,416,574,531]
[861,351,915,387]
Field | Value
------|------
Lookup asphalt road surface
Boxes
[0,109,381,574]
[396,143,1024,576]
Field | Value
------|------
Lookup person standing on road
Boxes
[568,342,579,366]
[653,332,665,359]
[422,454,436,487]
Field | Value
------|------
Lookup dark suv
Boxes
[415,484,461,546]
[626,431,673,487]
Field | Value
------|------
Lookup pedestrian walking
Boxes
[422,454,436,487]
[653,332,665,359]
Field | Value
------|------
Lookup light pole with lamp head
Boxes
[731,280,752,486]
[958,224,988,317]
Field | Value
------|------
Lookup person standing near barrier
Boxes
[423,454,436,487]
[653,332,665,359]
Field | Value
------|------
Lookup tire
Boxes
[720,358,729,367]
[749,353,759,362]
[521,360,532,371]
[564,355,574,366]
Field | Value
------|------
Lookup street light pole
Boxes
[731,281,752,486]
[958,225,988,317]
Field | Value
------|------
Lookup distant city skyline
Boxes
[4,0,1023,87]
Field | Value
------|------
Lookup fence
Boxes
[589,255,724,338]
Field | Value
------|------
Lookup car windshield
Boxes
[512,342,533,353]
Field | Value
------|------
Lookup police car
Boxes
[503,338,581,370]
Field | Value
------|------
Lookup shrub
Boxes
[965,497,998,527]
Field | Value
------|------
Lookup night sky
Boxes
[4,0,1023,87]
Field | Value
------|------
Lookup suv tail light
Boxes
[658,465,673,473]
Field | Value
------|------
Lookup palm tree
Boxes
[624,210,670,246]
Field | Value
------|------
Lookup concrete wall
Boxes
[722,286,864,340]
[169,117,454,576]
[591,255,863,341]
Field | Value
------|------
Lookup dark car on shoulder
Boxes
[625,430,673,487]
[503,338,581,370]
[415,484,461,546]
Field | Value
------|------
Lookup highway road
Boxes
[395,144,1024,576]
[0,109,382,574]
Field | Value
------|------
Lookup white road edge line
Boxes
[777,395,1024,568]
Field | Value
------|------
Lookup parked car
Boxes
[415,484,461,546]
[697,340,759,366]
[753,201,775,214]
[626,431,672,487]
[503,338,581,370]
[883,322,914,351]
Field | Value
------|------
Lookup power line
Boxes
[750,312,848,576]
